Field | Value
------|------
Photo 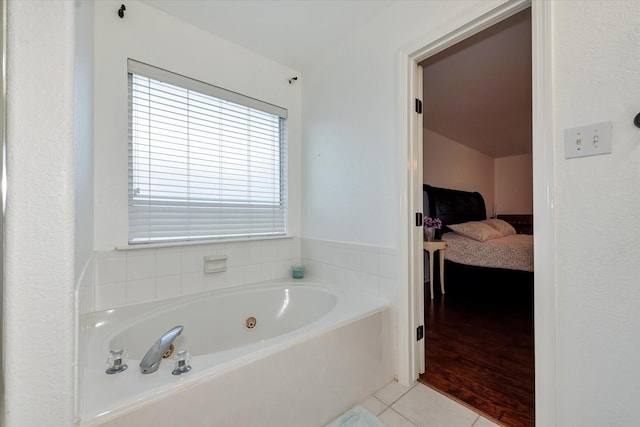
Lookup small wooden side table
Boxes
[423,240,447,299]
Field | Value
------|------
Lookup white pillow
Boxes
[483,219,517,236]
[448,221,503,242]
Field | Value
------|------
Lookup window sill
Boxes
[115,235,295,251]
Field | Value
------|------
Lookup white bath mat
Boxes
[325,405,387,427]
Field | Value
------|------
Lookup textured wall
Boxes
[553,1,640,425]
[4,1,76,425]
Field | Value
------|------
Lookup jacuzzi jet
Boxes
[162,343,175,359]
[245,316,257,329]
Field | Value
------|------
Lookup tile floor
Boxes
[360,381,501,427]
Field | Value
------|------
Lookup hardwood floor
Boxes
[419,284,534,426]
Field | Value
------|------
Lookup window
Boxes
[128,60,288,244]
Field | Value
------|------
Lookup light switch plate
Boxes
[564,121,612,159]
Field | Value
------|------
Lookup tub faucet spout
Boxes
[140,326,183,374]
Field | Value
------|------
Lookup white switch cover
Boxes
[564,121,612,159]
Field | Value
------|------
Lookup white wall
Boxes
[4,1,77,425]
[302,1,494,247]
[423,128,495,215]
[94,0,301,251]
[494,153,532,214]
[553,1,640,425]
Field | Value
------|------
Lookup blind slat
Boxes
[128,61,288,244]
[128,59,287,119]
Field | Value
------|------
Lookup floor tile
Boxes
[472,416,501,427]
[379,408,417,427]
[374,381,414,405]
[391,383,479,427]
[361,395,388,416]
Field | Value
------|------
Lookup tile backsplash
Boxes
[301,238,398,304]
[93,238,301,311]
[88,237,398,312]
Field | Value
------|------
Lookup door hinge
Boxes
[416,325,424,341]
[416,212,423,227]
[415,98,423,114]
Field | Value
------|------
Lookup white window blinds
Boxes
[128,59,288,244]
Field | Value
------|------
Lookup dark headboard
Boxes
[423,185,487,232]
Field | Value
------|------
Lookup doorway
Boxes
[418,8,534,425]
[401,0,556,426]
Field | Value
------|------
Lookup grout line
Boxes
[374,381,509,427]
[376,381,418,408]
[419,382,505,426]
[398,408,418,427]
[392,382,418,406]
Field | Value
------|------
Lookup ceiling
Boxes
[139,1,531,159]
[420,9,532,158]
[139,0,395,72]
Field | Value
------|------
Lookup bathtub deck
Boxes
[80,282,392,426]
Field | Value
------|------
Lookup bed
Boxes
[423,184,534,299]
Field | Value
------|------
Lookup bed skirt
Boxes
[435,260,533,305]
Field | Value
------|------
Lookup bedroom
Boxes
[419,8,534,426]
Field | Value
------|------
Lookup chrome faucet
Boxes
[140,326,183,374]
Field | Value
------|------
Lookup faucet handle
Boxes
[106,349,128,374]
[172,350,192,375]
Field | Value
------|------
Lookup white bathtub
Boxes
[80,280,392,426]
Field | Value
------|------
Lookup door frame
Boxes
[397,0,556,425]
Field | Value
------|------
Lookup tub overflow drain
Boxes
[245,316,257,329]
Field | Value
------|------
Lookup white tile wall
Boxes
[155,249,181,277]
[95,251,125,286]
[155,274,182,300]
[301,238,398,303]
[92,238,302,311]
[126,278,156,305]
[96,282,126,309]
